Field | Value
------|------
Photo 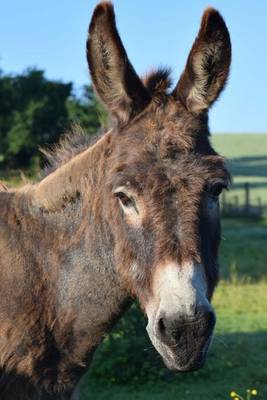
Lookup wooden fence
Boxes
[221,182,267,219]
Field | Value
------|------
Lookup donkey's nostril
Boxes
[156,309,215,346]
[158,318,166,336]
[157,316,183,343]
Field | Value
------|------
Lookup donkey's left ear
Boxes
[173,8,231,114]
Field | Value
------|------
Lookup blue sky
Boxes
[1,1,267,133]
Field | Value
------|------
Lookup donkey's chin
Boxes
[147,330,213,373]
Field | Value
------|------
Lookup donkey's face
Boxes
[87,2,231,372]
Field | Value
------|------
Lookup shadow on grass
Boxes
[231,181,267,190]
[226,156,267,178]
[82,330,267,400]
[220,218,267,282]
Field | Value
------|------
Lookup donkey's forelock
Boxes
[142,68,173,96]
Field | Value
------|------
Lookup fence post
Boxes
[244,182,250,214]
[234,195,239,213]
[257,197,262,215]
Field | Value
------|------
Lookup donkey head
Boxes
[87,2,231,372]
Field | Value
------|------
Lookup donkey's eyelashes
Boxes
[115,192,133,207]
[210,183,225,197]
[207,182,227,198]
[114,190,139,215]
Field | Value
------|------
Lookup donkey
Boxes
[0,2,231,399]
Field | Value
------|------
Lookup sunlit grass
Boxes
[212,134,267,158]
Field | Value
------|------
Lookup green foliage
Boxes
[67,85,107,136]
[0,68,105,169]
[88,303,165,385]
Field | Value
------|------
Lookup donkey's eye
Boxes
[115,192,135,209]
[209,183,226,198]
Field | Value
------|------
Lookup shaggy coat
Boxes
[0,2,231,399]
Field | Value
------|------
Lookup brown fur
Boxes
[0,182,8,191]
[0,3,231,399]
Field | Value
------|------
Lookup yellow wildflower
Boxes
[251,389,257,396]
[230,392,237,398]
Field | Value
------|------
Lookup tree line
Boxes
[0,68,105,171]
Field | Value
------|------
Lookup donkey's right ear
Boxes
[87,2,151,125]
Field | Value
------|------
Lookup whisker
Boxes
[143,346,155,352]
[213,336,228,348]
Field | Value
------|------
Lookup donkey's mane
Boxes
[40,68,172,179]
[40,125,103,179]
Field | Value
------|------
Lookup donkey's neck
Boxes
[24,131,131,384]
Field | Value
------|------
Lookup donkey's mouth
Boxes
[146,312,215,373]
[164,334,213,372]
[148,330,213,372]
[162,353,205,373]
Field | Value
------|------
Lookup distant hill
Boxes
[212,134,267,158]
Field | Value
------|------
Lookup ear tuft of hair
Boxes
[89,2,115,35]
[143,68,173,96]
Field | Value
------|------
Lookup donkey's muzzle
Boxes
[155,307,216,371]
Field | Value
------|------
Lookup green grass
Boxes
[212,134,267,207]
[220,218,267,281]
[81,218,267,400]
[211,134,267,158]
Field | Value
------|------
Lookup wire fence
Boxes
[221,182,267,219]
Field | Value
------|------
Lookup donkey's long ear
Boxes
[173,8,231,114]
[87,2,151,124]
